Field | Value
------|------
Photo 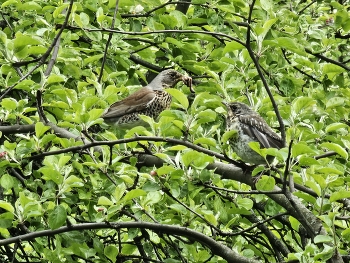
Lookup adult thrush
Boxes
[224,102,284,164]
[102,69,193,128]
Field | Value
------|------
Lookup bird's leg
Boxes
[251,166,270,188]
[82,129,95,142]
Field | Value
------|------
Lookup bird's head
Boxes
[151,69,194,92]
[223,102,255,116]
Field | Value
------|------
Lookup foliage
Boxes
[0,0,350,262]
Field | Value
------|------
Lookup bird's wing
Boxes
[239,115,283,149]
[102,87,156,119]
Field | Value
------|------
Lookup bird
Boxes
[101,69,193,129]
[224,102,284,164]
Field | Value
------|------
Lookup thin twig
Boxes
[56,26,246,46]
[305,48,350,71]
[297,0,316,15]
[203,183,283,195]
[281,49,321,84]
[245,0,286,147]
[0,0,75,101]
[28,136,232,163]
[98,0,120,83]
[283,140,293,192]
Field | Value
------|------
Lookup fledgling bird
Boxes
[224,102,284,164]
[102,69,193,129]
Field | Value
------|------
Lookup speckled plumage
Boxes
[102,70,192,129]
[225,102,284,164]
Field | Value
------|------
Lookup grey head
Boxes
[224,102,258,117]
[149,69,193,91]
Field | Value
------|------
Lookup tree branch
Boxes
[98,0,120,84]
[305,48,350,71]
[0,0,75,101]
[0,222,259,263]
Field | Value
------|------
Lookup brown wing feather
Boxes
[238,115,283,149]
[102,87,155,119]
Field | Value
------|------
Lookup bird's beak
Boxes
[222,101,232,115]
[182,76,194,93]
[222,101,229,108]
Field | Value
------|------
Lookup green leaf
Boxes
[35,122,51,138]
[298,156,320,166]
[279,78,296,96]
[58,155,71,168]
[39,167,64,185]
[292,97,315,114]
[48,205,67,230]
[320,142,348,159]
[305,180,321,196]
[310,174,327,189]
[275,37,307,56]
[289,216,300,231]
[260,0,273,11]
[47,74,66,84]
[249,142,265,157]
[1,98,17,110]
[330,191,350,202]
[326,97,345,108]
[159,14,178,28]
[14,33,42,48]
[292,142,316,157]
[157,165,176,176]
[194,137,217,147]
[114,183,126,202]
[2,0,17,8]
[79,12,90,26]
[223,41,245,53]
[325,122,348,133]
[323,63,346,74]
[257,18,278,40]
[203,212,217,225]
[165,37,184,47]
[14,80,36,91]
[196,109,217,124]
[0,201,14,213]
[222,130,238,145]
[341,228,350,240]
[166,88,189,109]
[98,196,113,206]
[83,54,104,65]
[0,174,15,189]
[169,10,187,28]
[62,175,84,190]
[255,175,275,191]
[17,1,42,11]
[237,198,253,209]
[182,150,214,168]
[314,235,333,244]
[122,189,147,202]
[104,245,119,262]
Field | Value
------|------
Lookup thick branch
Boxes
[0,222,259,263]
